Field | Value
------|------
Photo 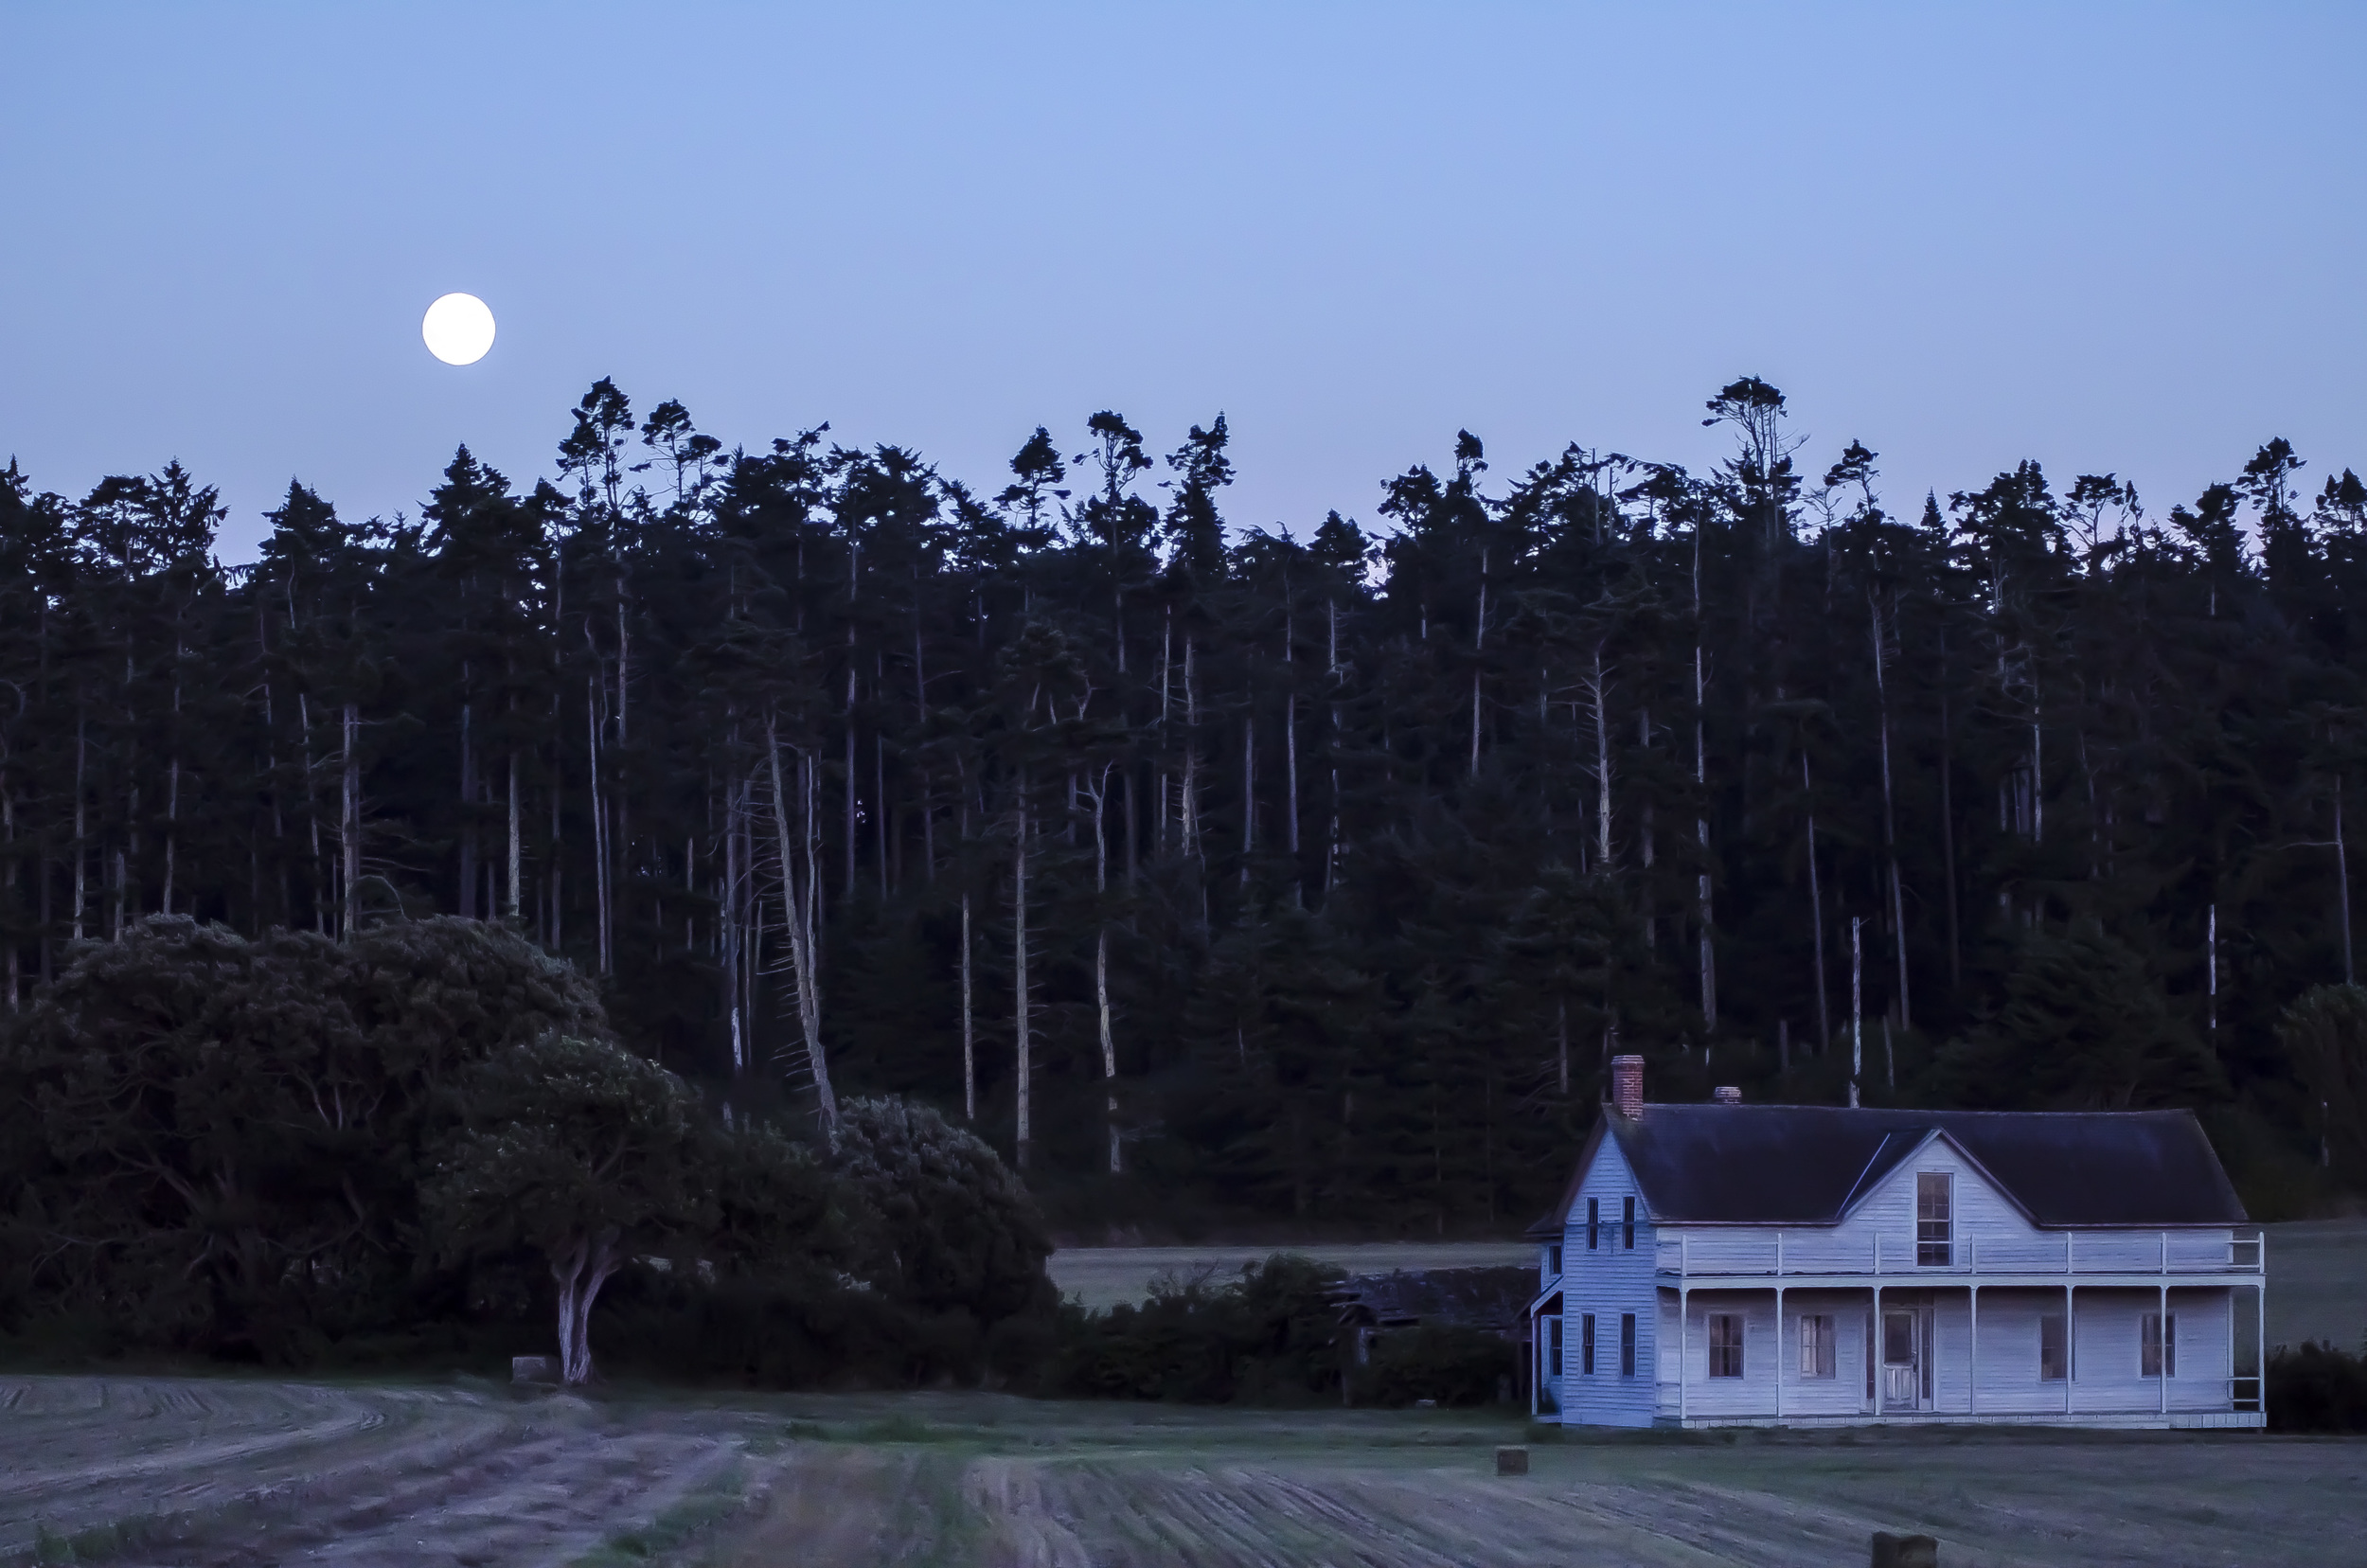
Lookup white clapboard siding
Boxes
[1540,1119,2256,1429]
[1553,1132,1659,1428]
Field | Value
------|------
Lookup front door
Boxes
[1881,1309,1922,1412]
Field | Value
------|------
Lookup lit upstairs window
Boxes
[1916,1171,1952,1266]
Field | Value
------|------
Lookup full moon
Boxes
[421,293,496,365]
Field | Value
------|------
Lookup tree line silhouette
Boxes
[4,375,2362,1229]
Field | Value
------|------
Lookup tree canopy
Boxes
[5,375,2364,1227]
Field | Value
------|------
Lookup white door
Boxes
[1881,1309,1920,1411]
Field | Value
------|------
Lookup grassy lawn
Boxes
[4,1376,2359,1567]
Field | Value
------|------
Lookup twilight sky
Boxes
[4,2,2363,561]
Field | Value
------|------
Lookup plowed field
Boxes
[2,1377,2357,1567]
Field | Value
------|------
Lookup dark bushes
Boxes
[1053,1254,1347,1402]
[1357,1323,1518,1408]
[1049,1253,1518,1407]
[2269,1341,2367,1432]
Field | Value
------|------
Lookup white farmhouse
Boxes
[1526,1056,2267,1429]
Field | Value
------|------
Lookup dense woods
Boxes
[6,376,2366,1231]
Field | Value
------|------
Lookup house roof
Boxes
[1542,1104,2248,1230]
[1329,1266,1537,1335]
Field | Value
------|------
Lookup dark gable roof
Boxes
[1586,1105,2247,1228]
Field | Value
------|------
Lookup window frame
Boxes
[2038,1311,2067,1382]
[1798,1313,1837,1379]
[1581,1313,1596,1375]
[1708,1312,1745,1379]
[1623,1195,1636,1250]
[1619,1312,1637,1377]
[2142,1310,2177,1379]
[1915,1170,1953,1267]
[1549,1242,1563,1276]
[1587,1198,1599,1251]
[1548,1315,1562,1378]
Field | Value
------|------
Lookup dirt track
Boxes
[4,1376,2361,1567]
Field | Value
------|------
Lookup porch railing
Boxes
[1654,1230,2267,1279]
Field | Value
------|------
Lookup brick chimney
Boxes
[1713,1086,1741,1104]
[1611,1054,1645,1120]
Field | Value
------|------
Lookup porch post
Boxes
[2065,1283,2074,1417]
[1529,1309,1539,1419]
[2259,1237,2269,1419]
[2160,1281,2170,1419]
[1872,1281,1883,1419]
[1678,1286,1689,1427]
[1968,1285,1979,1417]
[1775,1285,1786,1423]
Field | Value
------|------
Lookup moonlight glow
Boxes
[421,293,496,365]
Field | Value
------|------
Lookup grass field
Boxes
[0,1228,2349,1565]
[6,1377,2365,1567]
[3,1375,2363,1567]
[1050,1219,2367,1349]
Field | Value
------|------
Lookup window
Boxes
[1548,1316,1562,1377]
[1587,1198,1600,1250]
[1916,1171,1953,1266]
[1709,1313,1744,1378]
[1799,1313,1837,1379]
[2142,1311,2177,1379]
[1623,1195,1636,1250]
[2039,1312,2067,1381]
[1549,1243,1563,1276]
[1581,1313,1596,1375]
[1620,1312,1637,1376]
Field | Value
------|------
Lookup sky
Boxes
[4,2,2363,563]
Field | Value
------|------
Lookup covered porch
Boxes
[1654,1278,2266,1429]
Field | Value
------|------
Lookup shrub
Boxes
[1051,1253,1347,1403]
[1357,1322,1519,1408]
[2268,1341,2367,1432]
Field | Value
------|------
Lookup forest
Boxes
[4,375,2364,1233]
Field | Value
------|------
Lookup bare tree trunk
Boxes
[1556,999,1569,1096]
[507,748,522,922]
[723,775,743,1073]
[1849,915,1862,1107]
[1013,781,1031,1169]
[961,885,976,1120]
[1182,638,1201,862]
[1158,608,1172,859]
[1871,589,1910,1030]
[1638,707,1654,948]
[2340,775,2355,987]
[341,703,359,935]
[765,720,836,1130]
[1088,764,1120,1172]
[1470,554,1486,776]
[1696,645,1716,1028]
[2,782,15,1011]
[1241,715,1255,878]
[553,1227,623,1386]
[1804,749,1830,1052]
[1585,640,1613,867]
[1939,629,1962,994]
[70,711,85,940]
[1327,600,1343,895]
[586,682,610,972]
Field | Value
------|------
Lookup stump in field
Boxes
[511,1355,559,1385]
[1870,1531,1937,1567]
[1494,1446,1529,1476]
